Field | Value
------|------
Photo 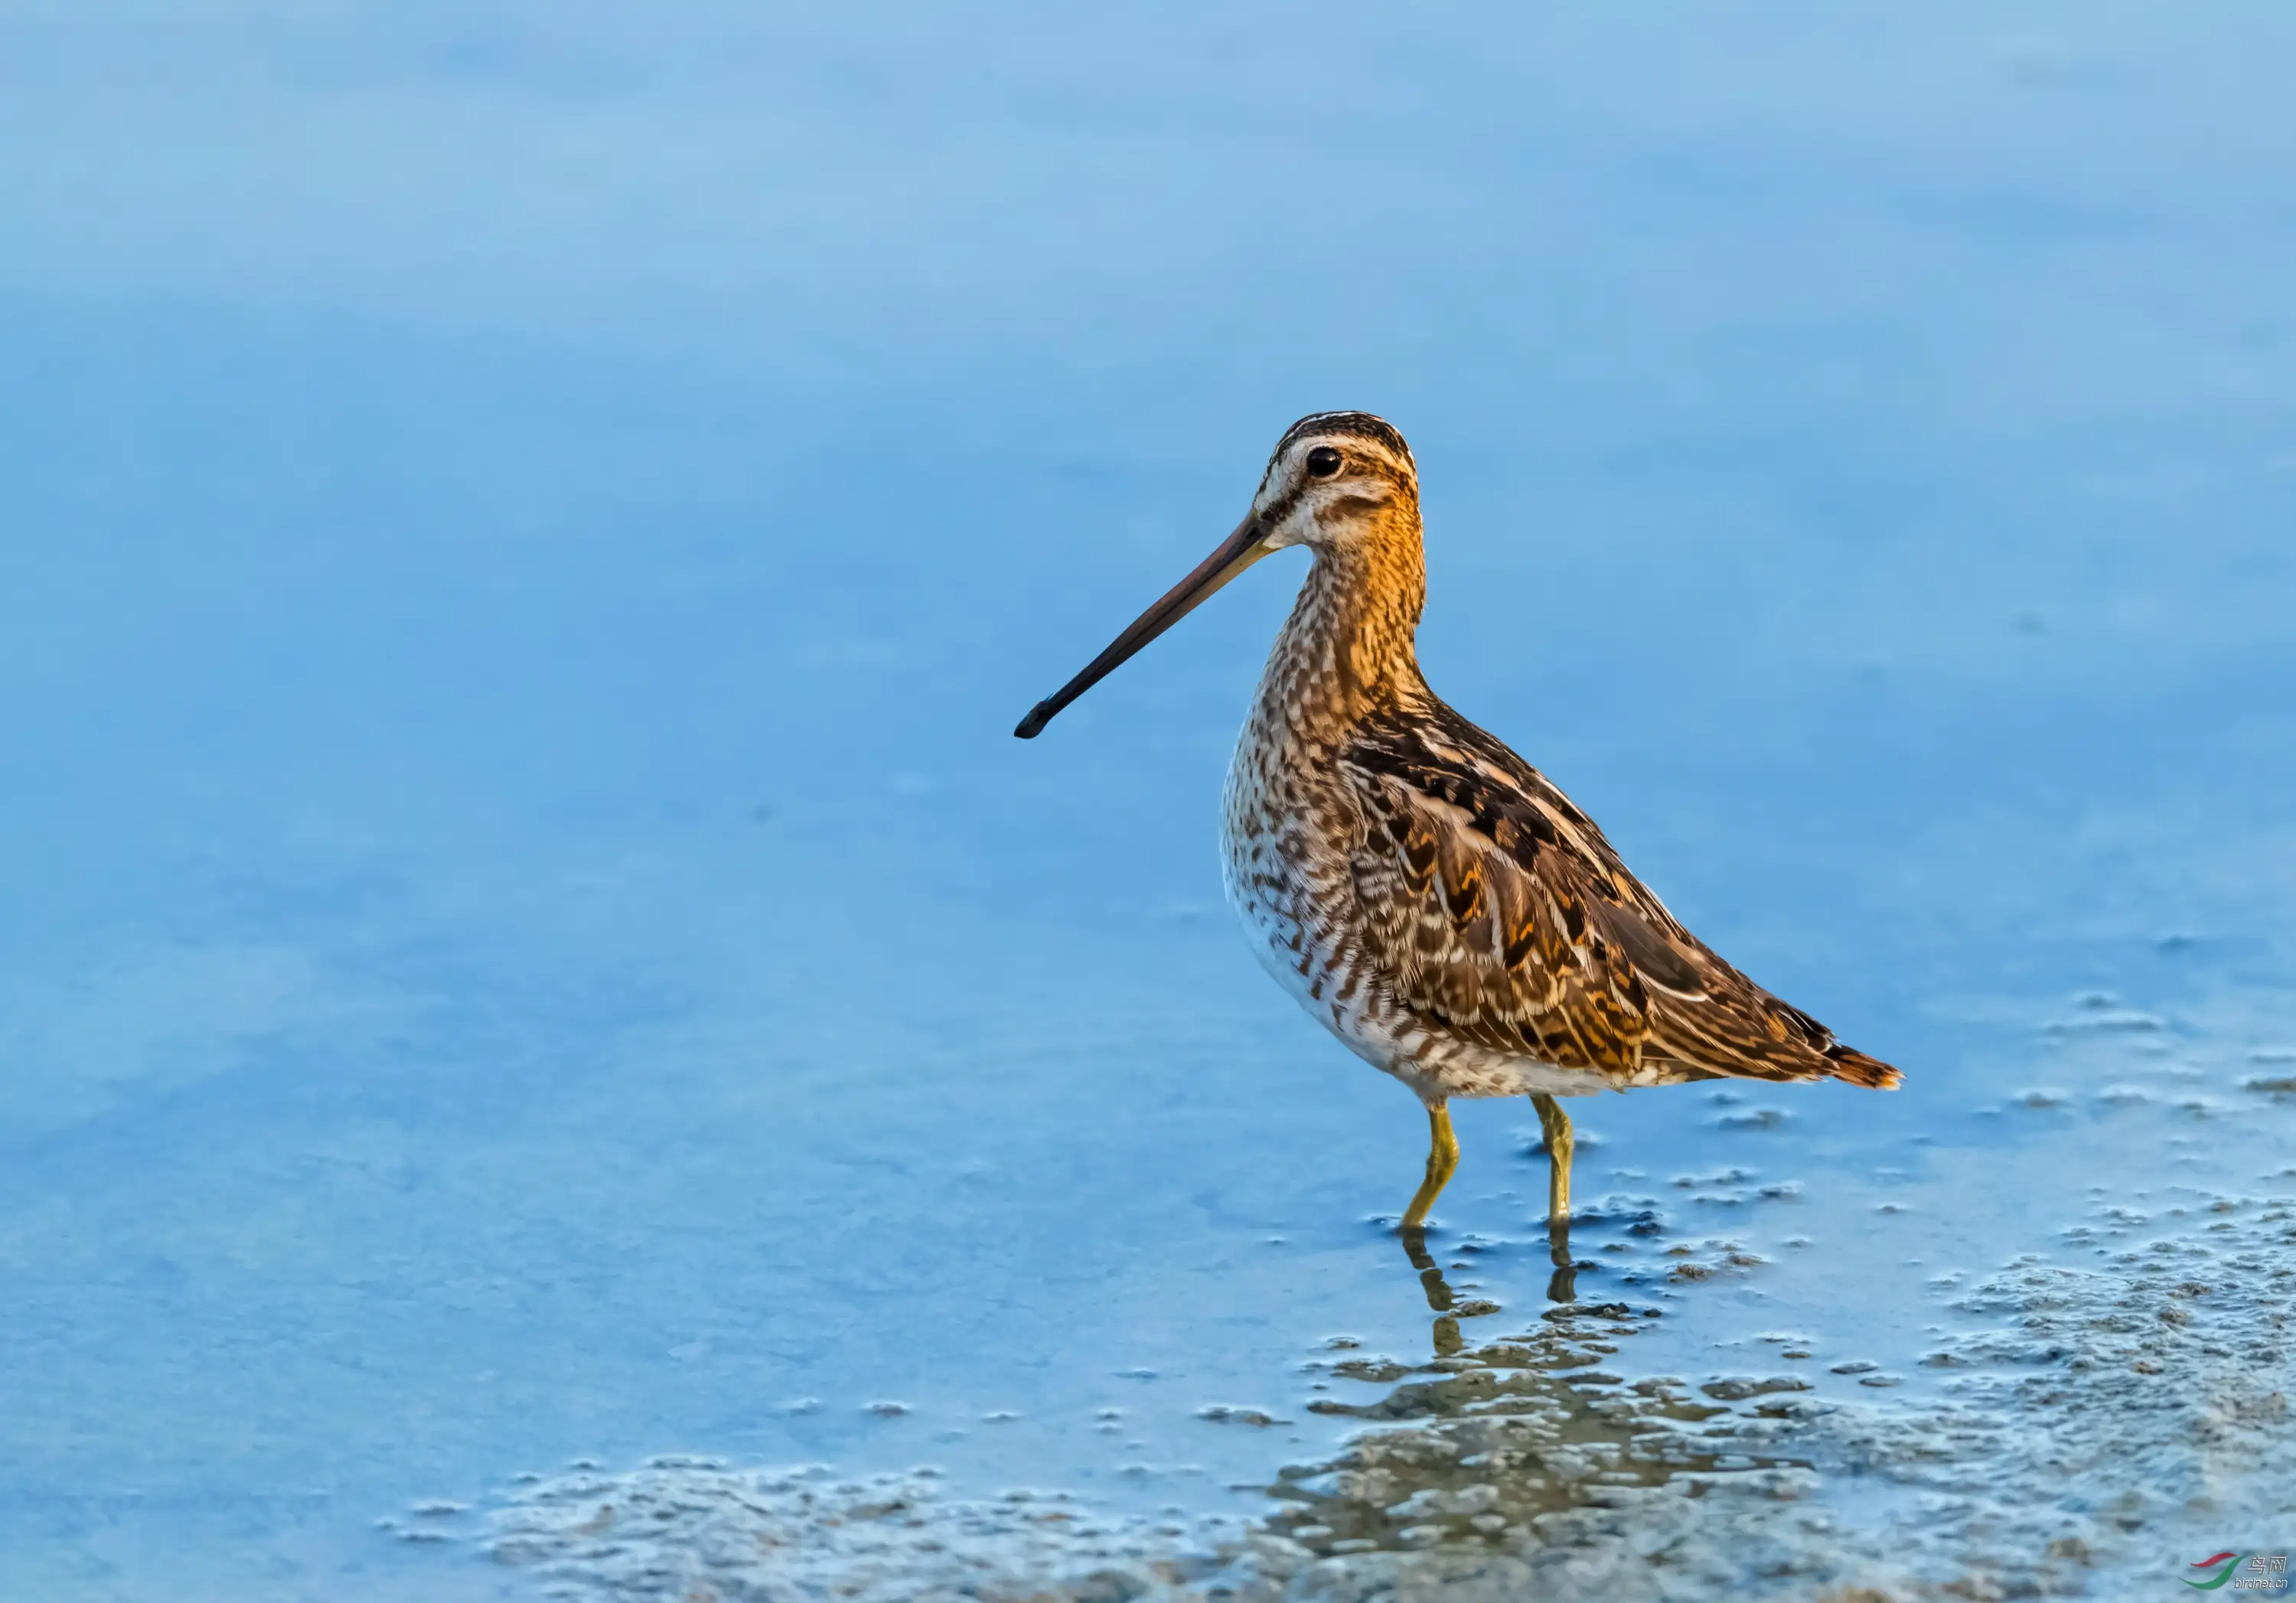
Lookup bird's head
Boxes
[1014,412,1418,739]
[1247,411,1420,559]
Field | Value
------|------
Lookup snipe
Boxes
[1016,412,1898,1242]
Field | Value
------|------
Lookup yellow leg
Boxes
[1400,1101,1459,1232]
[1531,1092,1573,1222]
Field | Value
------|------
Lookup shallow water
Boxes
[3,4,2294,1600]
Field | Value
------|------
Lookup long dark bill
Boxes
[1013,513,1267,738]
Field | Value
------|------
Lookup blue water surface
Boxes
[3,4,2294,1598]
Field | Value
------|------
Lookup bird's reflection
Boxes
[1398,1225,1466,1356]
[1280,1234,1801,1565]
[1543,1216,1578,1305]
[1400,1210,1581,1339]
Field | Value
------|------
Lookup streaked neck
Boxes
[1255,525,1428,742]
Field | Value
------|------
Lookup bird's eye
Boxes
[1306,446,1344,477]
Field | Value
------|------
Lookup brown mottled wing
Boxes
[1337,703,1899,1089]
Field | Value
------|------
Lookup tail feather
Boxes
[1823,1043,1902,1090]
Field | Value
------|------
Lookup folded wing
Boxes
[1339,703,1899,1090]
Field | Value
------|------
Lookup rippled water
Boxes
[3,5,2293,1600]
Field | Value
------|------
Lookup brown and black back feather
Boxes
[1338,697,1900,1090]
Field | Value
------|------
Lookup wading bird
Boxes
[1015,413,1898,1241]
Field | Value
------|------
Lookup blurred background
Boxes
[2,4,2292,1599]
